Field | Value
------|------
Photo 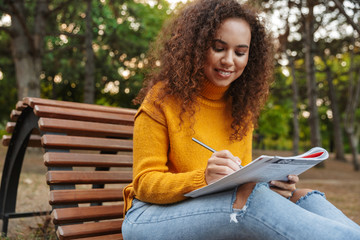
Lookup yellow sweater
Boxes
[123,81,253,212]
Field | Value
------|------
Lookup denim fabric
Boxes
[122,183,360,240]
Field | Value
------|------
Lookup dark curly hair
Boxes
[134,0,274,140]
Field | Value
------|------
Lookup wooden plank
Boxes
[34,105,134,125]
[52,204,124,224]
[41,135,133,151]
[38,118,134,138]
[5,122,15,133]
[24,97,137,115]
[46,171,132,185]
[10,110,21,121]
[44,152,133,167]
[57,219,123,240]
[2,135,42,147]
[6,122,41,134]
[15,100,27,111]
[49,188,124,205]
[75,233,123,240]
[2,135,11,146]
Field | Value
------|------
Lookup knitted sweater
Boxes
[123,80,253,212]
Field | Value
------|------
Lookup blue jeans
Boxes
[122,183,360,239]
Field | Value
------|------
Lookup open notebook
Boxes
[185,147,329,198]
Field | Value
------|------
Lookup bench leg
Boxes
[0,107,40,235]
[1,215,9,237]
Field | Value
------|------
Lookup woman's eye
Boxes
[235,52,245,57]
[212,46,224,52]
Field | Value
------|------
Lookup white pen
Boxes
[192,137,243,168]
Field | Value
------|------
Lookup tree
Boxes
[289,56,300,155]
[252,0,358,156]
[302,0,322,150]
[324,58,346,161]
[333,0,360,35]
[0,29,17,126]
[344,38,360,171]
[278,0,301,155]
[0,0,171,105]
[322,0,360,170]
[88,0,171,108]
[84,0,95,104]
[0,0,47,99]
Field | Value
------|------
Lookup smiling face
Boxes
[204,18,251,87]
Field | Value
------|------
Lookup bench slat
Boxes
[6,122,41,134]
[2,135,42,147]
[34,105,134,125]
[4,98,134,239]
[44,152,133,167]
[46,171,132,185]
[57,219,123,240]
[50,188,123,205]
[10,110,21,121]
[5,122,15,133]
[53,204,123,224]
[41,135,133,151]
[24,97,137,115]
[15,101,27,111]
[38,118,133,138]
[75,233,123,240]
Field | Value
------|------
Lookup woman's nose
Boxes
[220,51,234,67]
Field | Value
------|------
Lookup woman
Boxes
[122,0,360,239]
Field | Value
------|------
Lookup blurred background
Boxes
[0,0,359,170]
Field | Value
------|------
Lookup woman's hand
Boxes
[269,175,299,198]
[205,150,241,185]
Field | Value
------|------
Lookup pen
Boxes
[192,137,243,168]
[192,137,216,152]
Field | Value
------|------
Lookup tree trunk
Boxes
[9,0,48,100]
[33,0,48,87]
[325,65,345,161]
[304,0,321,148]
[289,57,300,155]
[344,35,360,171]
[10,1,39,99]
[344,69,360,171]
[346,129,360,171]
[84,0,95,104]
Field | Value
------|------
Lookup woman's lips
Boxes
[216,69,233,77]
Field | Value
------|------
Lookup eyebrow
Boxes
[213,39,249,48]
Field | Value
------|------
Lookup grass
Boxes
[0,146,359,238]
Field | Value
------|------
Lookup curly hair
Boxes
[134,0,274,140]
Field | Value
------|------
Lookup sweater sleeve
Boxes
[132,109,207,205]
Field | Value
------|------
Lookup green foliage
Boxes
[0,128,7,139]
[256,66,294,150]
[0,31,16,126]
[37,0,171,108]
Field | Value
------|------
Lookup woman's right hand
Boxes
[205,150,241,185]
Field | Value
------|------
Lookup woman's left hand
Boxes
[269,175,299,199]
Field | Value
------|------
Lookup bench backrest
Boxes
[2,98,136,240]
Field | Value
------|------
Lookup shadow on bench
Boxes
[1,98,136,239]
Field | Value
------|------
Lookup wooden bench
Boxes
[1,98,137,239]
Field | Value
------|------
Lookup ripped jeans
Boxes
[122,183,360,239]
